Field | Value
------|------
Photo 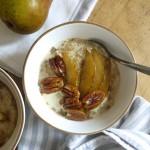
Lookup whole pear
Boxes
[0,0,52,34]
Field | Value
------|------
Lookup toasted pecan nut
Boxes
[39,77,64,94]
[66,109,89,121]
[59,97,78,105]
[82,91,105,110]
[61,84,80,98]
[49,58,58,75]
[55,55,66,76]
[49,55,66,77]
[59,97,82,110]
[64,101,82,110]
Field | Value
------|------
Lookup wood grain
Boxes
[88,0,150,101]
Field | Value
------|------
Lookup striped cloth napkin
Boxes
[18,96,150,150]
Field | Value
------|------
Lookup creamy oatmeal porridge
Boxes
[38,38,120,121]
[0,81,18,147]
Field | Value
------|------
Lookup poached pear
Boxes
[0,0,52,34]
[79,50,95,99]
[62,52,79,87]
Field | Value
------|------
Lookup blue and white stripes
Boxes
[18,100,67,150]
[18,96,150,150]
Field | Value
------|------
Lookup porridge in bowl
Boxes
[38,38,120,121]
[0,81,18,147]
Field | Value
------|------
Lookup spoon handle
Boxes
[88,39,150,75]
[115,57,150,75]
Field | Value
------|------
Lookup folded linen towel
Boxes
[18,96,150,150]
[0,0,98,77]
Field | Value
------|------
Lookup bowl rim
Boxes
[0,67,25,149]
[22,21,138,135]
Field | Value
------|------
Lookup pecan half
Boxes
[59,97,82,110]
[61,84,80,98]
[66,109,89,121]
[39,77,64,94]
[82,91,105,110]
[49,55,66,77]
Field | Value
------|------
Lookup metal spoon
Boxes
[89,39,150,75]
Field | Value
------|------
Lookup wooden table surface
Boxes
[9,0,150,103]
[88,0,150,101]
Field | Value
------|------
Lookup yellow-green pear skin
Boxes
[0,0,52,34]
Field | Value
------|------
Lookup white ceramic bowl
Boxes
[23,21,137,134]
[0,68,25,150]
